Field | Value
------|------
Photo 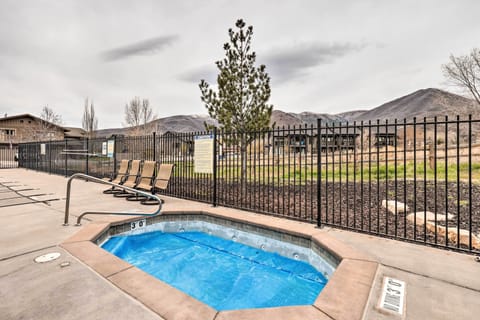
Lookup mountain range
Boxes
[95,88,479,137]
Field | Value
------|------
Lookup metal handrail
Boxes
[63,173,162,226]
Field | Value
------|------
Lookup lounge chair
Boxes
[125,161,157,201]
[141,163,174,205]
[103,159,130,194]
[113,160,142,197]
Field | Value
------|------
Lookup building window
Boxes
[4,129,15,136]
[20,119,24,123]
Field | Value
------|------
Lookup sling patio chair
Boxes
[125,160,158,201]
[141,163,175,205]
[113,159,142,197]
[103,159,130,194]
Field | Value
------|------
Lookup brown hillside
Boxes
[354,88,480,122]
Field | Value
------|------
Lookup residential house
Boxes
[373,126,398,147]
[0,114,85,145]
[0,114,64,149]
[160,131,194,156]
[318,125,361,152]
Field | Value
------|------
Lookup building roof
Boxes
[63,127,86,138]
[1,113,85,137]
[0,113,65,130]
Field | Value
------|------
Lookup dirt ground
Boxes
[168,178,480,252]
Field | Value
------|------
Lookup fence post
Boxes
[212,127,218,207]
[48,140,52,174]
[64,139,68,177]
[85,137,89,175]
[317,118,322,227]
[153,132,156,161]
[113,135,117,175]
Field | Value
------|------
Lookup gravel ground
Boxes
[168,178,480,252]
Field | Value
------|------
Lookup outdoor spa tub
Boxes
[62,211,378,320]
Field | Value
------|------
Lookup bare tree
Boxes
[141,99,156,135]
[442,48,480,105]
[123,97,156,136]
[30,105,63,141]
[82,98,98,139]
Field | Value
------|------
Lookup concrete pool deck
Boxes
[1,168,479,319]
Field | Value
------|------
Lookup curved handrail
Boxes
[63,173,162,226]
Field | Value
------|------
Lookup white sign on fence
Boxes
[40,144,46,155]
[102,142,107,155]
[107,140,115,158]
[194,134,214,174]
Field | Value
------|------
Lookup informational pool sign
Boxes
[102,142,107,155]
[107,140,115,158]
[194,134,214,174]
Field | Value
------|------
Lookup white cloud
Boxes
[0,0,479,128]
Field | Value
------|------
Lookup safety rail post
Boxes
[212,127,218,207]
[63,173,162,226]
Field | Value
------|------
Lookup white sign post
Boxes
[194,135,214,174]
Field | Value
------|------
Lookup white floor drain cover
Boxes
[34,252,61,263]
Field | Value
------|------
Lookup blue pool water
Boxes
[102,231,328,310]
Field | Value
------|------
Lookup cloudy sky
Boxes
[1,0,479,129]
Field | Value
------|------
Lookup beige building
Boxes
[0,114,84,145]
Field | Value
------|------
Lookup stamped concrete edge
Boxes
[215,305,333,320]
[60,240,133,278]
[108,266,218,320]
[311,232,376,263]
[62,222,111,243]
[314,259,379,320]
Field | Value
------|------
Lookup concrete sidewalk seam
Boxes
[362,260,382,320]
[0,245,57,262]
[105,265,135,279]
[383,263,480,293]
[311,305,335,320]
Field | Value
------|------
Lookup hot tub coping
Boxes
[61,210,379,320]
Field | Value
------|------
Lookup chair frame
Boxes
[126,161,158,202]
[140,163,175,205]
[103,159,131,194]
[113,159,143,197]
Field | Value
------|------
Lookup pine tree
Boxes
[199,19,274,183]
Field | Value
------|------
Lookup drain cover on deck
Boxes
[34,252,61,263]
[379,277,406,315]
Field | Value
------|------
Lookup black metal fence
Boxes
[17,116,480,254]
[0,145,19,169]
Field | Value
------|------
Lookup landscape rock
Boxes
[406,213,480,249]
[406,213,425,225]
[407,211,455,223]
[382,200,409,214]
[436,225,480,250]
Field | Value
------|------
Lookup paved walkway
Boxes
[0,168,479,319]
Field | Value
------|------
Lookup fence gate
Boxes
[0,145,18,169]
